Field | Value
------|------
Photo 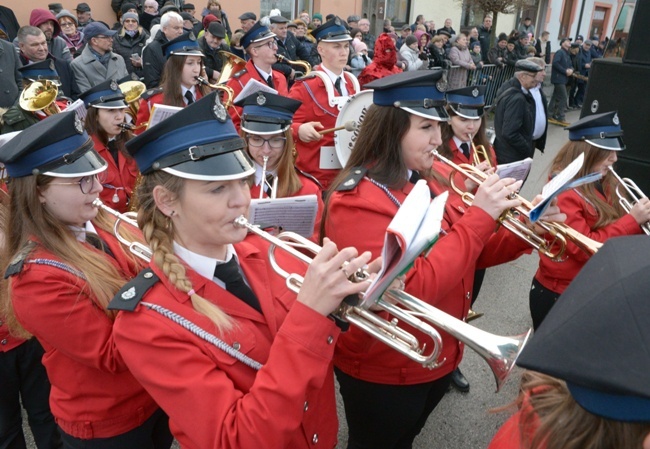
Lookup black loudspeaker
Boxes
[625,0,650,65]
[582,58,650,193]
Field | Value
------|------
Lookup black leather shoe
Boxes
[450,368,470,393]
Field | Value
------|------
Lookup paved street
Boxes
[20,106,581,449]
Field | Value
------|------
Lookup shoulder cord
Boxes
[26,259,86,279]
[140,301,263,371]
[303,81,338,118]
[367,177,402,208]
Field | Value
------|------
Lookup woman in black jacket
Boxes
[112,12,150,78]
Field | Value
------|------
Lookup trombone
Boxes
[234,215,531,391]
[432,150,603,260]
[608,167,650,235]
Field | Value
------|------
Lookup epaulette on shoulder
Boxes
[4,241,37,278]
[294,167,323,189]
[295,72,317,82]
[140,87,163,100]
[336,167,368,191]
[233,68,248,79]
[108,268,160,312]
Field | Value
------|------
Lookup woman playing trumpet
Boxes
[111,92,379,449]
[135,32,210,132]
[530,111,650,330]
[235,91,324,240]
[322,70,564,449]
[80,79,139,213]
[0,111,172,448]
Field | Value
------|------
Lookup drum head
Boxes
[334,90,373,167]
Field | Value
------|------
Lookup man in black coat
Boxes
[549,37,573,122]
[477,16,492,63]
[493,59,544,164]
[0,38,21,109]
[198,22,230,84]
[142,11,183,88]
[270,15,310,86]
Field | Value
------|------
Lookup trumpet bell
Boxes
[19,80,59,114]
[216,51,247,84]
[119,80,146,120]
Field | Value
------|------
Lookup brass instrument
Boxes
[216,51,247,84]
[234,215,531,391]
[119,80,146,121]
[19,80,61,116]
[468,133,492,168]
[92,199,151,262]
[432,150,603,260]
[259,155,277,199]
[608,167,650,235]
[195,76,236,109]
[276,54,311,77]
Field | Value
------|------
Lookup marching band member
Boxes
[235,91,323,239]
[0,111,172,448]
[289,17,360,190]
[110,92,378,449]
[323,70,562,449]
[80,79,138,213]
[135,32,209,131]
[225,21,290,131]
[529,112,650,329]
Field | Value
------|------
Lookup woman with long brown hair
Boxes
[80,79,138,213]
[135,32,210,130]
[0,111,172,448]
[109,92,378,449]
[529,112,650,329]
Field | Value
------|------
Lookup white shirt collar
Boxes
[254,64,272,81]
[173,241,236,281]
[452,135,470,151]
[71,221,99,242]
[181,85,197,103]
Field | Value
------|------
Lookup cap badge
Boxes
[121,286,136,300]
[334,17,341,26]
[256,92,266,106]
[590,100,599,113]
[436,73,448,92]
[110,79,118,91]
[472,88,479,97]
[189,32,196,41]
[212,95,227,122]
[613,113,619,125]
[74,116,84,134]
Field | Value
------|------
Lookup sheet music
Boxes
[66,99,87,122]
[147,104,183,129]
[496,157,533,182]
[233,79,278,103]
[249,195,318,237]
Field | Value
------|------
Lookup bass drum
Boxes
[333,89,373,167]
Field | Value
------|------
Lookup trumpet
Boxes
[234,215,531,390]
[276,54,311,77]
[92,199,152,262]
[432,150,603,260]
[608,167,650,235]
[195,76,236,109]
[468,133,492,168]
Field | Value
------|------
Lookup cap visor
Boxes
[321,35,352,42]
[402,106,450,121]
[567,382,650,422]
[170,49,205,57]
[92,99,128,109]
[585,137,624,151]
[241,121,289,135]
[43,148,108,178]
[450,105,483,119]
[161,149,255,181]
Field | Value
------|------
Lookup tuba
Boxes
[234,215,531,391]
[19,80,61,116]
[215,51,247,84]
[119,80,146,121]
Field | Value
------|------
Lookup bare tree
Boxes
[457,0,527,46]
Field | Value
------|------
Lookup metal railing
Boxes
[446,64,516,106]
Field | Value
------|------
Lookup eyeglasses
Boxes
[59,22,76,27]
[247,135,286,149]
[49,172,107,194]
[253,40,278,50]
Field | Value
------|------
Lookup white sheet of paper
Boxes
[147,104,183,129]
[496,157,533,182]
[249,195,318,237]
[233,79,278,104]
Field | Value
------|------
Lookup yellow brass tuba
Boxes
[119,80,146,121]
[215,51,247,84]
[234,215,531,391]
[19,80,61,116]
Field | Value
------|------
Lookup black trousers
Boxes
[471,268,486,306]
[0,338,61,449]
[58,408,172,449]
[529,278,560,330]
[336,368,452,449]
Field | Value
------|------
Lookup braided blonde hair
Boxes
[136,171,233,331]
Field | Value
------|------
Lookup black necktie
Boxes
[213,258,262,313]
[409,170,421,184]
[264,174,275,196]
[334,77,342,95]
[107,140,119,165]
[266,75,274,89]
[184,90,194,105]
[86,233,115,259]
[460,142,470,159]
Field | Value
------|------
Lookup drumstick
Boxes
[318,120,357,135]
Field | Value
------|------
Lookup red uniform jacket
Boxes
[534,188,641,294]
[9,227,157,439]
[289,68,359,190]
[249,170,324,241]
[135,89,204,133]
[226,60,289,131]
[325,175,530,385]
[92,135,139,213]
[113,237,341,449]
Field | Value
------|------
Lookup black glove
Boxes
[418,52,429,61]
